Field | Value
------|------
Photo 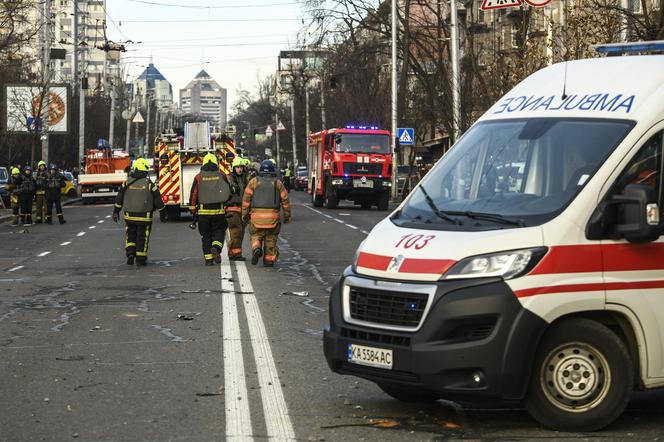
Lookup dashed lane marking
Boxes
[8,266,24,272]
[37,251,51,257]
[97,220,104,224]
[77,232,86,237]
[301,204,369,235]
[221,252,253,440]
[88,226,96,229]
[60,241,72,246]
[234,261,296,440]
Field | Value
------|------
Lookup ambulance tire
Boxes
[524,318,633,432]
[377,191,390,211]
[324,181,338,209]
[378,383,440,403]
[311,180,324,207]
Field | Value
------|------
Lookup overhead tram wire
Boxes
[119,18,312,23]
[100,2,131,42]
[128,0,298,8]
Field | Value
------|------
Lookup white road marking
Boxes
[361,230,370,235]
[60,241,71,246]
[334,218,344,224]
[302,204,366,235]
[338,213,351,216]
[105,215,111,219]
[221,256,253,440]
[77,232,86,237]
[234,261,296,440]
[8,266,24,272]
[88,225,96,229]
[97,220,104,224]
[346,224,358,230]
[37,251,51,257]
[323,214,333,219]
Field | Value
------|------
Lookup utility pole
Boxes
[274,112,280,167]
[109,82,115,146]
[41,0,52,165]
[145,93,151,156]
[72,0,78,92]
[390,0,398,199]
[320,78,326,130]
[450,0,461,142]
[290,99,297,167]
[305,86,310,167]
[78,1,87,162]
[620,0,629,42]
[125,106,131,151]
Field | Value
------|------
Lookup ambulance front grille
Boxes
[349,288,428,328]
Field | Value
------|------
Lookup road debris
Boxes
[177,314,194,321]
[281,291,310,297]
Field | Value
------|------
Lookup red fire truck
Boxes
[308,126,392,210]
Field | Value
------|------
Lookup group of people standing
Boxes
[8,161,67,226]
[112,153,291,268]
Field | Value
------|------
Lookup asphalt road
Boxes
[1,191,664,441]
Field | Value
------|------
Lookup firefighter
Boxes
[18,166,36,226]
[8,167,22,226]
[283,163,292,192]
[189,153,232,266]
[112,158,164,266]
[226,157,249,260]
[34,160,48,223]
[44,165,67,224]
[242,160,291,267]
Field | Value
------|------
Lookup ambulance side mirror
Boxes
[586,184,661,243]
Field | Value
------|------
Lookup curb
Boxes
[0,198,82,224]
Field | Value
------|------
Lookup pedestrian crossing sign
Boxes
[397,128,414,145]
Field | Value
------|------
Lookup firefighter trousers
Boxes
[35,193,45,223]
[250,223,281,264]
[45,199,64,223]
[19,193,33,224]
[10,195,19,225]
[226,211,246,258]
[125,221,152,260]
[198,214,227,261]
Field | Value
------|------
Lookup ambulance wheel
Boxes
[324,181,338,209]
[378,383,440,403]
[377,191,390,211]
[524,318,633,432]
[311,180,324,207]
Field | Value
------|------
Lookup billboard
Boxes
[5,84,69,133]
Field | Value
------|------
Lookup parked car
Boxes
[0,166,9,206]
[294,169,308,191]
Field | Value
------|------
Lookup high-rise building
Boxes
[133,62,173,109]
[179,70,227,130]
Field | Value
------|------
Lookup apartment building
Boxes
[179,70,228,130]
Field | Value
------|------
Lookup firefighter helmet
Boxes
[38,160,46,169]
[11,167,20,175]
[133,158,150,172]
[259,160,275,173]
[232,157,245,168]
[203,153,218,166]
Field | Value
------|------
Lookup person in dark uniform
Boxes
[112,158,164,266]
[34,160,48,223]
[225,157,249,260]
[44,165,67,224]
[8,167,22,226]
[18,166,36,226]
[189,153,232,266]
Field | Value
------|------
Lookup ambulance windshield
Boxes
[334,133,390,154]
[395,118,634,229]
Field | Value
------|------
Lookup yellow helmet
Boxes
[232,157,245,168]
[203,153,218,166]
[11,167,20,175]
[38,160,46,169]
[243,158,251,166]
[269,158,276,165]
[133,158,149,172]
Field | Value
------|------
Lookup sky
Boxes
[105,0,312,114]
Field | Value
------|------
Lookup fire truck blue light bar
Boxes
[595,40,664,54]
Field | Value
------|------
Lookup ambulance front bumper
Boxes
[323,268,547,401]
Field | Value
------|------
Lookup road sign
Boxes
[397,128,415,145]
[132,112,144,123]
[277,121,286,131]
[481,0,550,10]
[265,126,273,137]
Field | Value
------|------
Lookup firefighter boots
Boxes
[251,248,262,265]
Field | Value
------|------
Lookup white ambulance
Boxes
[324,55,664,431]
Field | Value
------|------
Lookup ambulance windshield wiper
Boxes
[448,210,525,227]
[417,185,460,225]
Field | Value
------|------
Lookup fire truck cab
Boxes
[309,126,392,210]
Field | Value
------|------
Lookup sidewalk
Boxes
[0,197,81,223]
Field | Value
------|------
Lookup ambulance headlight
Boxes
[443,248,547,280]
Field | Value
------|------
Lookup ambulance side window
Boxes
[612,131,663,210]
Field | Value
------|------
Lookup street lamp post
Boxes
[390,0,398,199]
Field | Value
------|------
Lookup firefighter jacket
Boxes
[8,174,22,195]
[189,163,231,216]
[35,171,48,195]
[226,171,248,213]
[114,172,164,223]
[242,173,291,229]
[45,174,66,200]
[18,174,36,195]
